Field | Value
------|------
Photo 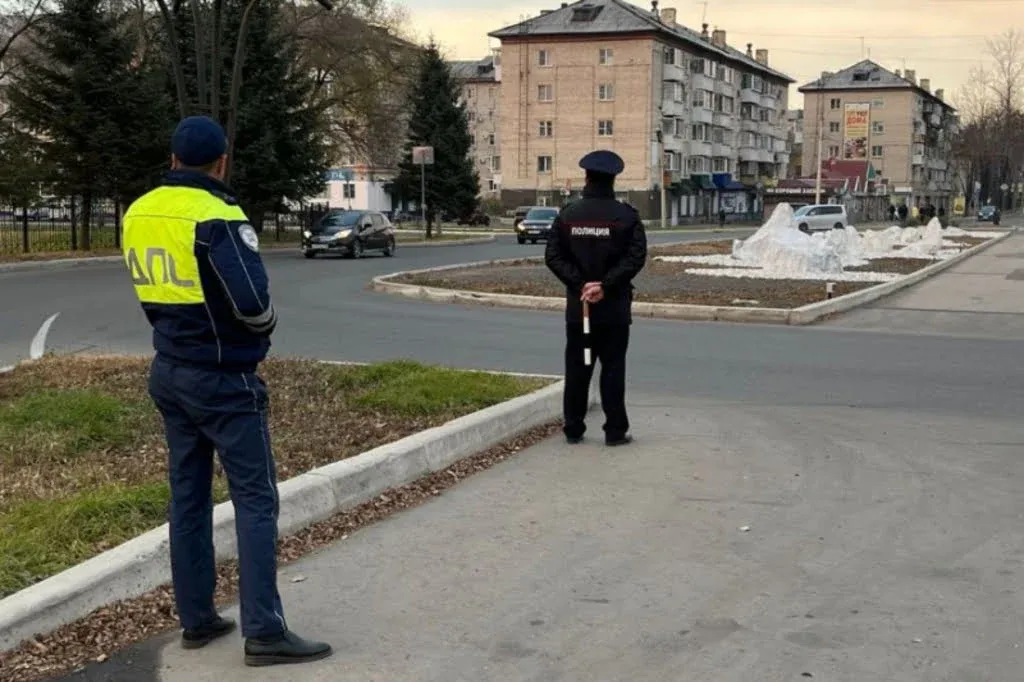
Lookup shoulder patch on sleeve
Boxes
[238,223,260,252]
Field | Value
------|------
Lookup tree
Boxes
[166,0,329,228]
[0,0,48,124]
[5,0,171,248]
[393,40,479,237]
[0,123,49,208]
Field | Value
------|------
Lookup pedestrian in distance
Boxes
[122,115,332,667]
[544,149,648,446]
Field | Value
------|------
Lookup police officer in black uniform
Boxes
[544,149,647,446]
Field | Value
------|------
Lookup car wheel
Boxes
[833,222,844,230]
[350,240,364,259]
[383,237,396,257]
[798,223,810,234]
[517,236,526,244]
[303,250,316,259]
[530,239,537,244]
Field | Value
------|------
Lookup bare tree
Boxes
[0,0,48,123]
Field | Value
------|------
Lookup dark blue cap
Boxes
[171,116,227,167]
[579,149,624,176]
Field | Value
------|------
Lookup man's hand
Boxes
[581,281,604,303]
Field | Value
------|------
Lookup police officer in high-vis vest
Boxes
[544,149,647,446]
[123,116,332,667]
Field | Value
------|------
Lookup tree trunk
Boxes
[81,192,92,251]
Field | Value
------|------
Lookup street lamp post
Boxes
[154,0,334,183]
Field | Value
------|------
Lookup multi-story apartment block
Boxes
[799,60,958,213]
[488,0,795,223]
[784,109,804,178]
[450,52,502,198]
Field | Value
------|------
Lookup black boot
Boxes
[244,630,333,667]
[605,434,633,447]
[182,615,236,650]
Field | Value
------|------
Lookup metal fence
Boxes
[0,199,331,256]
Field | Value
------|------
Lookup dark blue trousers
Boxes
[148,355,287,639]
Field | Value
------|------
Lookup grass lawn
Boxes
[0,355,549,599]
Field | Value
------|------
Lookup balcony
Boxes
[758,120,776,136]
[690,140,713,157]
[740,88,760,105]
[713,78,733,95]
[929,112,941,126]
[740,117,758,132]
[760,91,777,109]
[692,72,714,92]
[712,111,734,129]
[661,99,685,117]
[663,62,686,82]
[913,153,924,166]
[712,142,732,157]
[663,134,686,152]
[927,157,948,171]
[691,107,713,124]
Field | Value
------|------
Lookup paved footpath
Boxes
[826,230,1024,340]
[62,390,1024,682]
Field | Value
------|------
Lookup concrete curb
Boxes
[370,232,1011,325]
[396,235,495,248]
[0,373,574,653]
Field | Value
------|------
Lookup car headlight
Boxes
[332,229,352,240]
[303,230,312,238]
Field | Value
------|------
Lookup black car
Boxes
[977,205,1001,224]
[302,210,396,258]
[516,206,559,244]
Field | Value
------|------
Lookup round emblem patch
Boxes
[238,224,260,252]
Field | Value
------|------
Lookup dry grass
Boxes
[0,355,549,599]
[649,240,734,257]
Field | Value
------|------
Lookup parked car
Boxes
[302,210,396,258]
[513,206,533,228]
[791,204,848,233]
[516,206,559,244]
[977,204,1000,224]
[456,210,491,226]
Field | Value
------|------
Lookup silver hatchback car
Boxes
[792,204,849,233]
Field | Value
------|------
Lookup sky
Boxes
[402,0,1023,111]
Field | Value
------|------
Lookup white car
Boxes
[792,204,848,233]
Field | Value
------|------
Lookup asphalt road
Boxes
[6,227,1024,681]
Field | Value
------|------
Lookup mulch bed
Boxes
[0,422,560,682]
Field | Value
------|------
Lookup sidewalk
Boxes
[826,230,1024,339]
[74,389,1024,682]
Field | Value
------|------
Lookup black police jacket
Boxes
[544,185,648,325]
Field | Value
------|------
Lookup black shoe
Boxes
[244,630,333,667]
[605,435,633,447]
[182,615,236,650]
[566,435,584,444]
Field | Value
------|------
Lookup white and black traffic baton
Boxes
[582,300,592,366]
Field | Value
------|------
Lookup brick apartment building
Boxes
[799,60,959,213]
[487,0,795,223]
[450,52,502,198]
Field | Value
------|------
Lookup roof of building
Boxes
[449,55,498,82]
[799,59,955,110]
[488,0,794,83]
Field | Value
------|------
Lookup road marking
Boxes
[29,312,60,360]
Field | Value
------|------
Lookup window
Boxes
[690,57,715,77]
[675,118,687,136]
[741,102,757,120]
[687,156,708,173]
[487,133,495,145]
[871,99,885,108]
[467,111,475,122]
[538,84,553,102]
[759,108,772,123]
[663,46,676,65]
[538,120,553,137]
[715,64,733,84]
[538,50,550,66]
[871,145,883,157]
[662,81,684,102]
[691,123,709,141]
[829,121,840,133]
[491,155,501,171]
[537,155,552,172]
[598,83,614,101]
[692,89,710,108]
[598,120,614,136]
[872,121,884,134]
[712,127,730,144]
[662,117,674,135]
[828,145,840,157]
[487,178,498,191]
[342,183,355,199]
[599,48,613,65]
[741,131,756,147]
[469,134,476,146]
[713,94,734,114]
[713,157,730,173]
[830,97,841,109]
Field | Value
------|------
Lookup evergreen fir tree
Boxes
[167,0,329,229]
[6,0,170,248]
[394,40,480,237]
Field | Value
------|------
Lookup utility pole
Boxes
[657,128,667,228]
[814,91,825,204]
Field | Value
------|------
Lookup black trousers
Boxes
[563,322,630,440]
